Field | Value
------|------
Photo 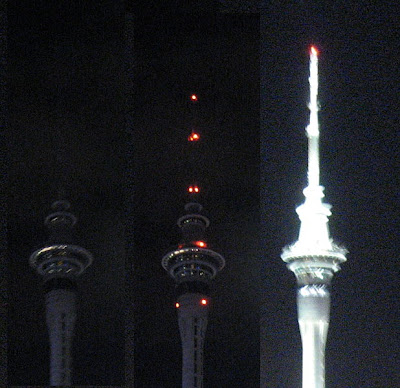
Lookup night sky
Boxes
[4,1,400,387]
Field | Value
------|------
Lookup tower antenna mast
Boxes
[307,46,320,188]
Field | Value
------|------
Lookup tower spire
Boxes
[307,46,320,188]
[281,46,347,388]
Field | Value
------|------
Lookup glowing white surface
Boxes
[307,48,320,189]
[282,49,347,263]
[298,288,330,388]
[299,320,328,388]
[300,49,333,251]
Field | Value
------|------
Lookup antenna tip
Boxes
[310,46,319,56]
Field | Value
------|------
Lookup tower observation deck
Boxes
[29,200,92,386]
[281,47,347,388]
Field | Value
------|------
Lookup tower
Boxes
[29,200,92,386]
[162,94,225,388]
[281,47,347,388]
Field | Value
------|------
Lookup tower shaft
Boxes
[46,288,76,386]
[297,286,330,388]
[299,320,328,388]
[178,293,208,388]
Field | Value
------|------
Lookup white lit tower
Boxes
[162,94,225,388]
[29,200,93,386]
[281,47,347,388]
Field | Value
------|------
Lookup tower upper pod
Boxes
[30,200,93,278]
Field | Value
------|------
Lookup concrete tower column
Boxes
[45,286,77,385]
[297,285,330,388]
[177,293,209,388]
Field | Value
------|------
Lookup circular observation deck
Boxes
[162,244,225,283]
[29,244,93,277]
[281,242,347,272]
[281,242,347,285]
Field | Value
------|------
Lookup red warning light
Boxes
[188,185,200,194]
[190,94,198,102]
[188,131,200,141]
[310,46,318,56]
[194,241,207,248]
[175,302,180,308]
[200,299,207,306]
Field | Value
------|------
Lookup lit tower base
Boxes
[30,200,92,386]
[281,47,347,388]
[162,203,225,388]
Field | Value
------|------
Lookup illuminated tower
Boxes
[281,47,347,388]
[29,200,92,386]
[162,94,225,388]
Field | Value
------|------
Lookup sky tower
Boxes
[162,94,225,388]
[281,47,347,388]
[29,200,92,386]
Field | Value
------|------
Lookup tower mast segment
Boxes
[307,46,320,188]
[281,46,347,388]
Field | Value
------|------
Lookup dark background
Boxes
[4,1,400,387]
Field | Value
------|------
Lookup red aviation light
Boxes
[188,185,200,193]
[188,131,200,141]
[175,302,180,308]
[194,241,207,248]
[200,299,207,306]
[310,46,318,56]
[190,94,198,102]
